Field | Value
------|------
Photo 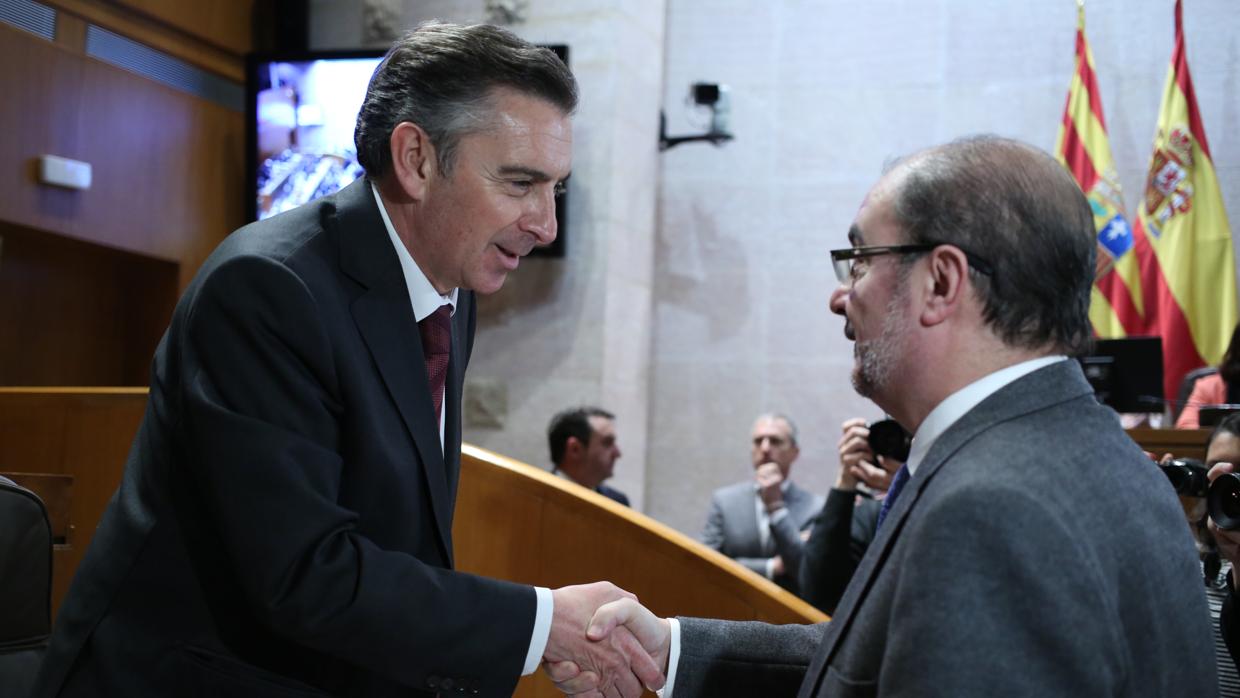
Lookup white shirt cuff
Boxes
[656,617,681,697]
[769,506,789,525]
[521,586,554,675]
[764,558,776,579]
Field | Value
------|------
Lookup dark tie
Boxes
[418,305,452,423]
[875,464,911,531]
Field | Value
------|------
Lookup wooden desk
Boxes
[1126,427,1212,461]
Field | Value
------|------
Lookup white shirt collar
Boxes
[371,181,457,321]
[905,356,1067,476]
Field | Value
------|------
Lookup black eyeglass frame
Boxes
[829,243,995,284]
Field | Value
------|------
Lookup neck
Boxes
[373,177,449,294]
[884,330,1051,432]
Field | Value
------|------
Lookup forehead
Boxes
[587,415,614,436]
[751,417,791,438]
[460,87,573,178]
[1207,432,1240,463]
[851,167,907,247]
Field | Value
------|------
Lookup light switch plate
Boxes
[39,155,92,190]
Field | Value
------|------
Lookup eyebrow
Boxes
[496,165,572,184]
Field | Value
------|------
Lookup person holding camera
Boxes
[1206,414,1240,695]
[799,417,904,614]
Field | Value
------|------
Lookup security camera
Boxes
[690,82,731,135]
[691,83,722,106]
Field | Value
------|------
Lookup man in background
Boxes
[701,413,823,595]
[548,406,629,505]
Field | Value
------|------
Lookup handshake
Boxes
[543,582,672,696]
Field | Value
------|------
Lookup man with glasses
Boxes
[552,135,1215,697]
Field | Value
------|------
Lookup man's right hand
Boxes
[543,583,665,697]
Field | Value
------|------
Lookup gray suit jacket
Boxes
[679,360,1216,697]
[702,479,824,594]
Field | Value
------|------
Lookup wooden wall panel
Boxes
[0,221,177,385]
[111,0,254,56]
[0,22,243,292]
[0,388,147,617]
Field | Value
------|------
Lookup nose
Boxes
[829,284,849,317]
[523,188,558,246]
[613,444,622,459]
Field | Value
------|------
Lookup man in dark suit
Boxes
[555,136,1216,696]
[33,22,662,698]
[547,406,630,506]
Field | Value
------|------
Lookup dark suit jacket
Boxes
[598,483,630,506]
[701,480,823,595]
[799,489,880,614]
[32,179,536,698]
[678,360,1216,697]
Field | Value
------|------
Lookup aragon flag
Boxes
[1130,0,1237,405]
[1053,2,1139,342]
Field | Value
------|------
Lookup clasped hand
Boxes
[543,583,671,697]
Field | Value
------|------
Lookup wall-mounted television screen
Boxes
[245,46,569,257]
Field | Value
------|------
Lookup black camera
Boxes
[867,419,912,463]
[1160,458,1209,497]
[1209,473,1240,531]
[691,82,721,105]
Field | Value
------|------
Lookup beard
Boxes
[851,280,910,399]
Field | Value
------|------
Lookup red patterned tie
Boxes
[418,305,452,422]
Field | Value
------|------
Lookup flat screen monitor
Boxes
[1078,336,1164,413]
[245,46,569,257]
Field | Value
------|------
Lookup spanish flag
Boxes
[1054,2,1138,342]
[1130,0,1237,403]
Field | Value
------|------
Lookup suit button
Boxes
[441,678,454,690]
[427,675,441,689]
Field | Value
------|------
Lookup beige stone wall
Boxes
[309,0,1240,536]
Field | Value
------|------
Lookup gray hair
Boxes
[354,21,578,178]
[887,135,1096,355]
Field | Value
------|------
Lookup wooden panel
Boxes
[0,221,178,385]
[0,22,243,291]
[0,389,824,696]
[454,445,827,698]
[111,0,254,57]
[0,388,147,617]
[42,0,247,80]
[1128,427,1212,462]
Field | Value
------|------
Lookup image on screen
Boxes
[251,54,383,221]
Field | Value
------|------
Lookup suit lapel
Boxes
[800,360,1094,695]
[335,178,454,564]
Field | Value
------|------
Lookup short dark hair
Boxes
[1210,412,1240,448]
[888,135,1096,355]
[548,407,614,466]
[354,21,578,179]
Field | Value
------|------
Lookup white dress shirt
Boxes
[372,183,552,676]
[659,355,1069,696]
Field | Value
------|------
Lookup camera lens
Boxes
[868,419,912,462]
[1208,473,1240,531]
[1160,458,1209,497]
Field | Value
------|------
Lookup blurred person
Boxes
[557,136,1215,697]
[1177,322,1240,428]
[701,414,824,595]
[799,417,901,613]
[1204,413,1240,693]
[547,407,629,505]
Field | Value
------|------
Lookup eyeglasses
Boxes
[829,243,995,285]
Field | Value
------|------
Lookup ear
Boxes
[564,436,586,460]
[919,245,971,327]
[389,121,437,201]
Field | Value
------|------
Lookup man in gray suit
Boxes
[701,414,825,595]
[549,136,1216,696]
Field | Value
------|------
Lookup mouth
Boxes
[495,243,523,270]
[843,320,856,341]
